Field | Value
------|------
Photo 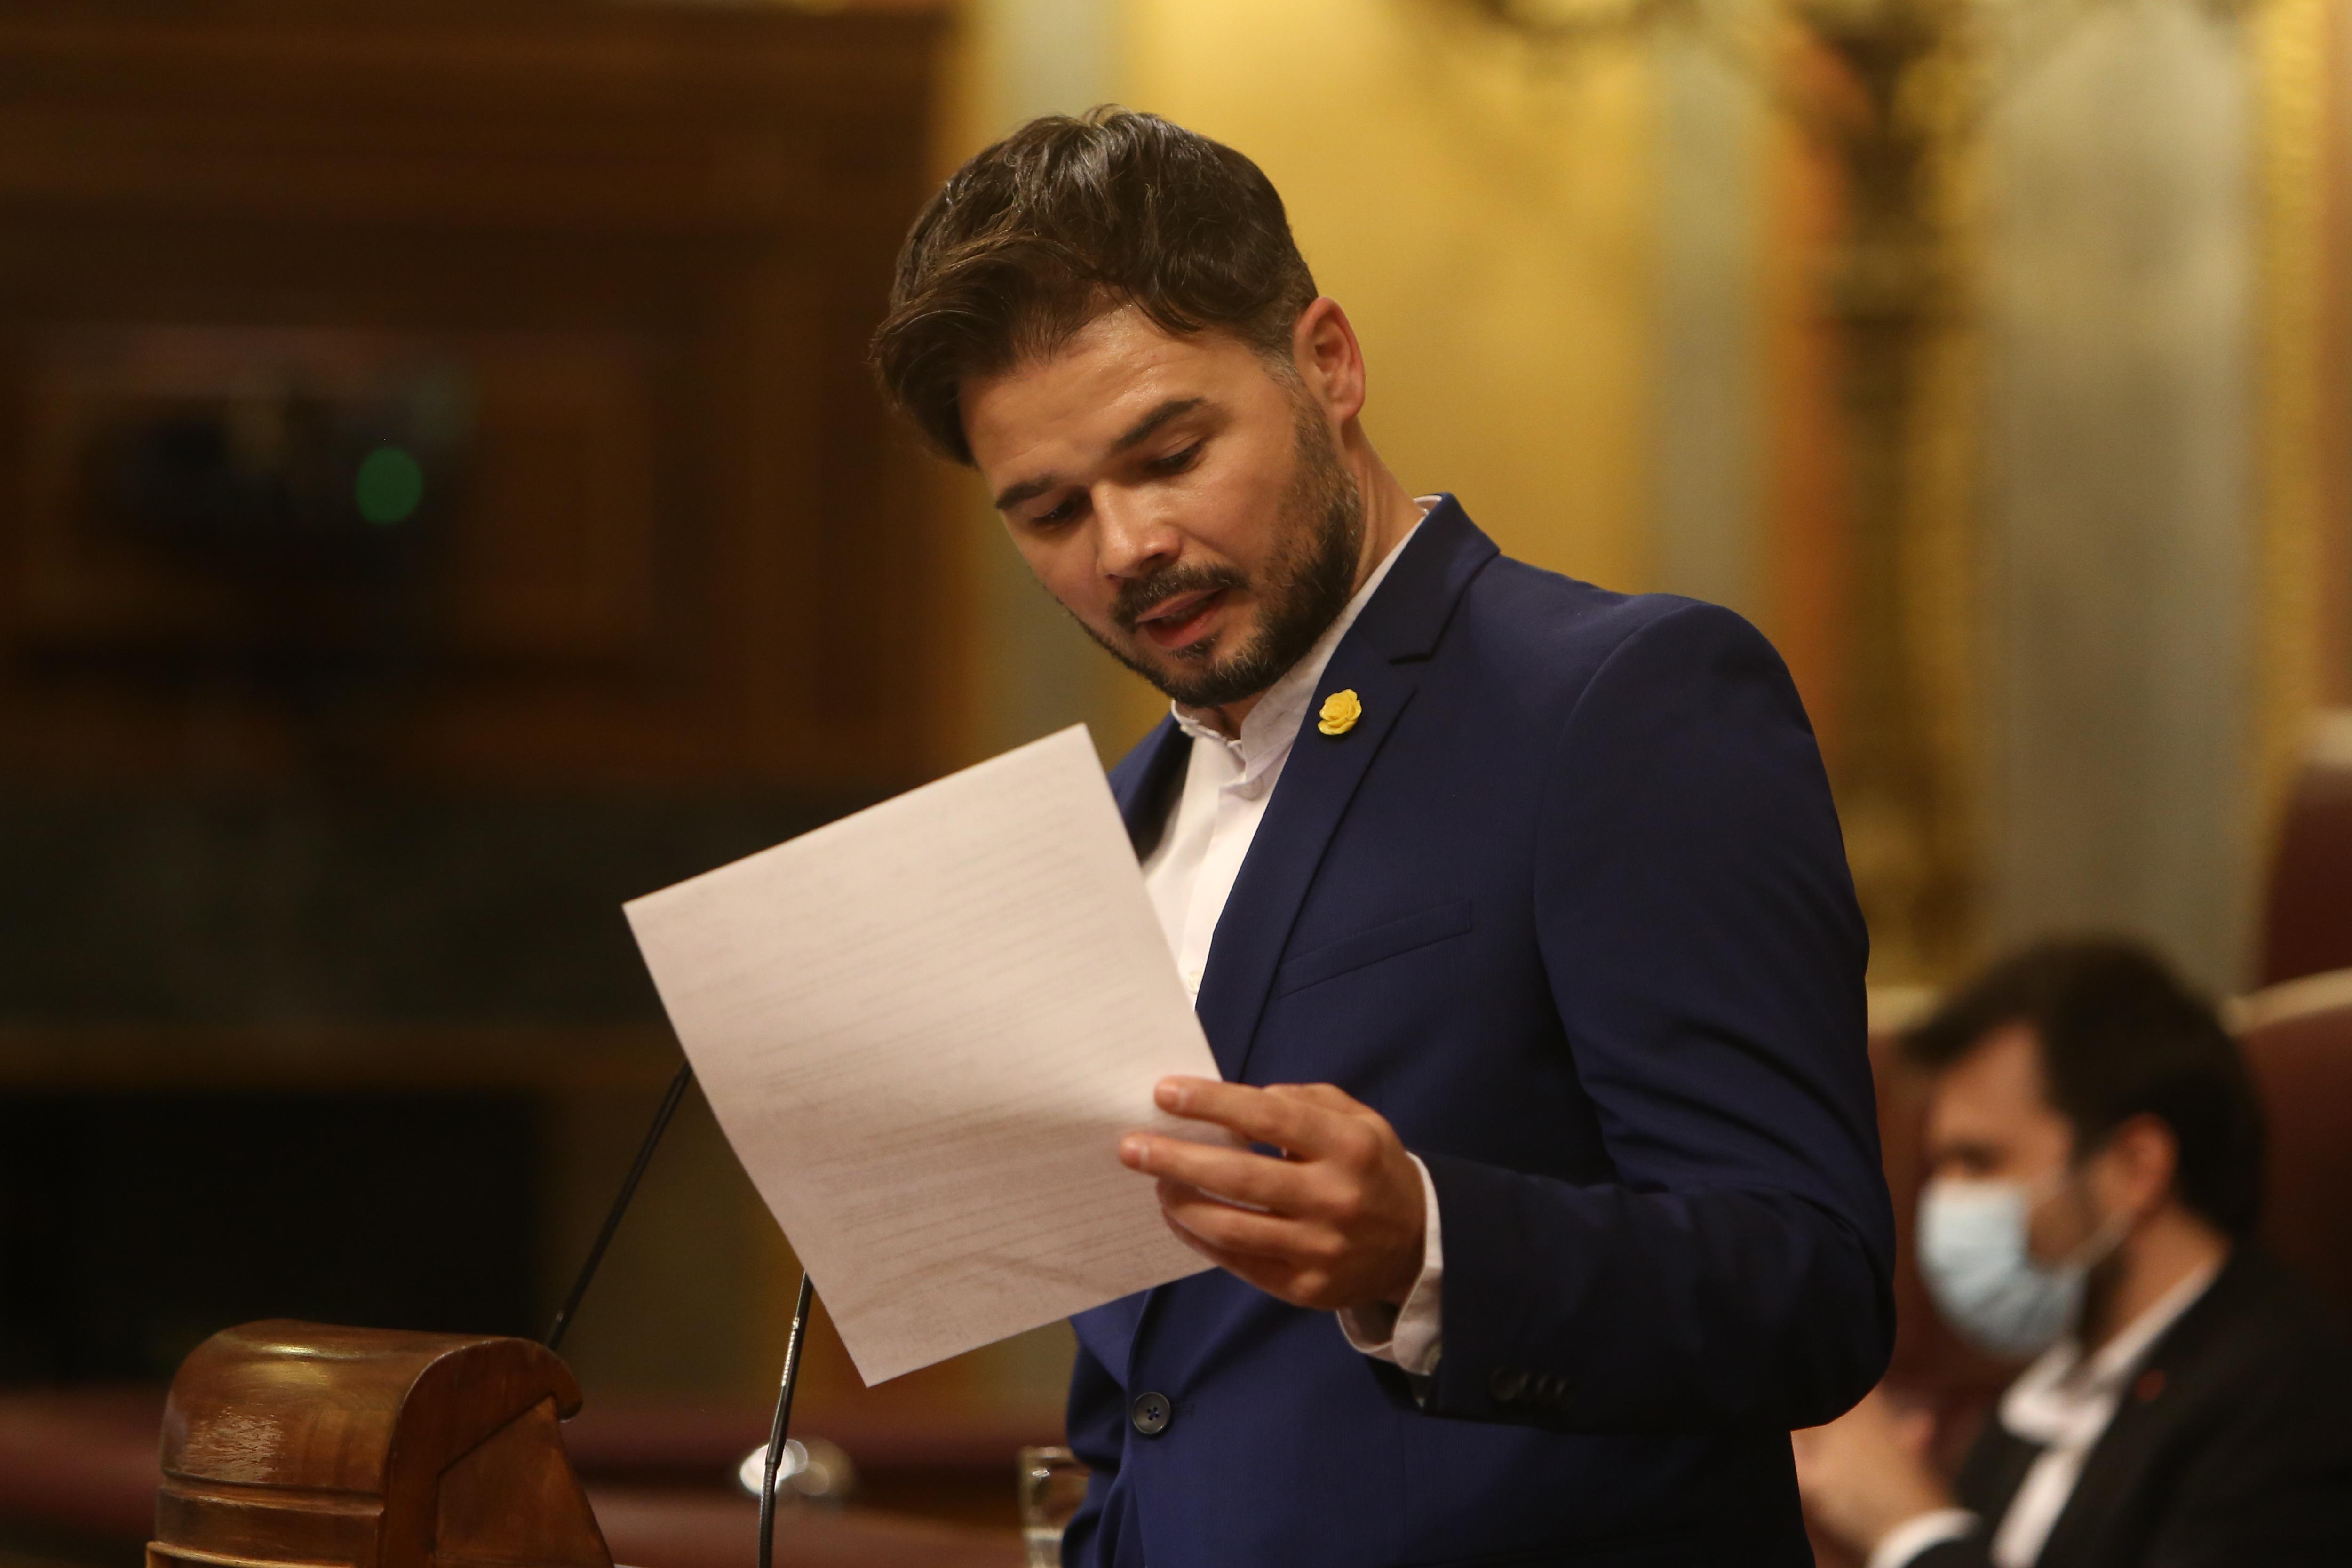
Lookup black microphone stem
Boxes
[539,1053,818,1568]
[542,1057,696,1353]
[758,1271,818,1568]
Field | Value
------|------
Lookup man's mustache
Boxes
[1112,565,1248,636]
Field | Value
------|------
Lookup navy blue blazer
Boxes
[1064,497,1896,1568]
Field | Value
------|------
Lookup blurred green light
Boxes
[355,445,425,525]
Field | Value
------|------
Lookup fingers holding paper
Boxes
[1119,1077,1426,1313]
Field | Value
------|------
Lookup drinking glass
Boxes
[1016,1445,1089,1567]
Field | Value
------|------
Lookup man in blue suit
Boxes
[871,108,1895,1566]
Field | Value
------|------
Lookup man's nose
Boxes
[1096,493,1179,580]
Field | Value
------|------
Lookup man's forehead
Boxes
[1927,1023,2064,1142]
[962,309,1256,475]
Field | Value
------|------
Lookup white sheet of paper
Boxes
[623,725,1222,1385]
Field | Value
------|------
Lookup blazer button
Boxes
[1130,1391,1173,1436]
[1488,1369,1527,1403]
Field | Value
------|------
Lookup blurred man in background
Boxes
[1796,939,2352,1567]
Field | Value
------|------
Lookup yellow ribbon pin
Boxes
[1317,688,1362,737]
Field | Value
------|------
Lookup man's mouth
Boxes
[1134,587,1229,651]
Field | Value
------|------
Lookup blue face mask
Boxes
[1916,1177,2123,1360]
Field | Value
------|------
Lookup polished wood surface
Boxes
[2261,727,2352,985]
[2238,976,2352,1320]
[153,1320,611,1568]
[3,1382,1029,1568]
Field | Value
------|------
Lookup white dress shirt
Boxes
[1139,510,1446,1377]
[1869,1258,2222,1568]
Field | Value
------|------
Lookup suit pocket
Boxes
[1272,899,1474,997]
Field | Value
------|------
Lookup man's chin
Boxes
[1159,668,1284,713]
[1116,637,1267,712]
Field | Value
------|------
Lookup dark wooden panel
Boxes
[0,0,951,790]
[0,792,872,1026]
[0,1092,543,1381]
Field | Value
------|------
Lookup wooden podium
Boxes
[151,1321,612,1568]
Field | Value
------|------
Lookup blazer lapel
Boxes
[1191,497,1497,1084]
[1081,500,1496,1377]
[1076,714,1191,1379]
[2028,1253,2255,1568]
[1953,1422,2044,1532]
[1110,714,1189,859]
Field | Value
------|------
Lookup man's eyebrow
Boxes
[991,474,1059,512]
[1109,396,1206,454]
[989,397,1209,512]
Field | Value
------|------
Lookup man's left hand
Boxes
[1119,1077,1425,1313]
[1791,1386,1956,1555]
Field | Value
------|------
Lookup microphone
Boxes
[757,1273,818,1568]
[540,1057,822,1568]
[543,1058,696,1352]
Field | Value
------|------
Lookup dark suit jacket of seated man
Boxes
[869,109,1898,1568]
[1918,1247,2352,1568]
[1796,941,2352,1568]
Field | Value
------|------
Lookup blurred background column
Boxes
[1652,5,1771,625]
[1979,0,2259,995]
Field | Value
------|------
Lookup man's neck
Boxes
[1186,438,1422,739]
[1347,443,1428,597]
[2081,1204,2229,1354]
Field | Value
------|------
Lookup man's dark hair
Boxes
[869,107,1319,465]
[1904,937,2266,1238]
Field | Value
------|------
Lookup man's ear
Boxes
[1290,297,1367,428]
[2093,1114,2181,1224]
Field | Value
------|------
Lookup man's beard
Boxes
[1078,398,1365,712]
